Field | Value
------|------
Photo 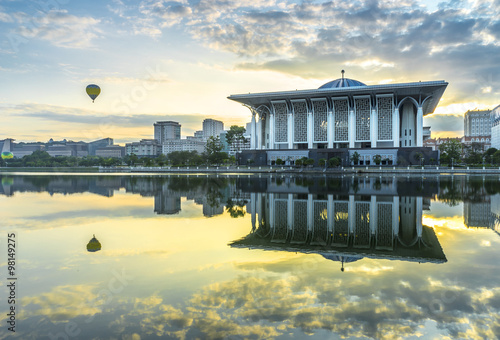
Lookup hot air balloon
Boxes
[1,151,13,160]
[86,84,101,103]
[86,234,102,252]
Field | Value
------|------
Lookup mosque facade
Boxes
[228,73,447,166]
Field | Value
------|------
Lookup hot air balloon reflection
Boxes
[87,234,102,252]
[86,84,101,103]
[1,151,14,160]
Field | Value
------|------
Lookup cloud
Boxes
[12,9,101,49]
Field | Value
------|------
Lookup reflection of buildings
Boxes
[231,191,447,267]
[464,193,500,236]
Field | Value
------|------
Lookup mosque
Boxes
[228,71,447,166]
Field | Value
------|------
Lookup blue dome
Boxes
[319,78,366,89]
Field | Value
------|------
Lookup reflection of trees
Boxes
[437,177,500,206]
[225,198,247,218]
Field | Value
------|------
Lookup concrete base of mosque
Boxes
[237,147,438,167]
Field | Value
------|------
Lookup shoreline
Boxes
[2,165,500,175]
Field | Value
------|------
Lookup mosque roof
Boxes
[318,78,366,89]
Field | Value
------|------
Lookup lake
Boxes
[1,173,499,339]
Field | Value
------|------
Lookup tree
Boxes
[373,154,382,165]
[350,151,360,165]
[439,140,462,165]
[205,136,227,165]
[318,158,326,167]
[305,158,315,166]
[484,147,497,164]
[276,158,284,166]
[225,125,246,152]
[493,150,500,165]
[328,157,340,167]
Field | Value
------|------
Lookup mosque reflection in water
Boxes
[232,175,446,269]
[2,174,500,266]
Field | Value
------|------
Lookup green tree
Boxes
[373,154,382,165]
[318,158,326,167]
[492,150,500,165]
[305,158,315,166]
[295,159,303,167]
[328,157,340,167]
[205,136,227,165]
[439,140,462,165]
[276,158,284,166]
[225,125,246,151]
[350,151,360,165]
[484,147,497,164]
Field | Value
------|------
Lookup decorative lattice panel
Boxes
[292,201,308,243]
[377,96,393,140]
[354,203,370,247]
[355,97,371,141]
[313,100,328,142]
[312,201,328,245]
[376,203,393,249]
[333,99,349,142]
[293,101,308,143]
[273,102,288,143]
[333,202,349,245]
[272,200,288,243]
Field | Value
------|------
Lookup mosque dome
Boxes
[318,70,366,89]
[319,78,366,89]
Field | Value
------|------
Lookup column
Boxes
[349,109,355,148]
[392,196,399,236]
[327,195,334,233]
[257,115,263,149]
[250,113,256,150]
[251,192,256,231]
[307,194,314,232]
[393,107,400,148]
[269,193,275,230]
[307,111,313,149]
[371,107,377,148]
[287,193,294,232]
[327,110,334,148]
[416,196,423,238]
[370,195,377,235]
[348,195,355,234]
[257,193,263,226]
[269,113,275,149]
[287,111,293,149]
[416,105,423,147]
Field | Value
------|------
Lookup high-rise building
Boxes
[154,121,181,143]
[125,139,160,156]
[464,110,491,137]
[490,105,500,149]
[203,119,224,140]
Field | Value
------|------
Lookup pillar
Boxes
[370,195,377,235]
[257,115,263,149]
[269,113,275,149]
[349,109,355,148]
[269,193,275,230]
[251,192,256,231]
[392,196,399,236]
[327,194,334,233]
[348,195,355,234]
[307,111,313,149]
[393,107,400,148]
[416,196,423,237]
[287,111,293,149]
[327,110,334,148]
[287,193,294,232]
[371,107,377,148]
[416,105,423,147]
[250,113,257,150]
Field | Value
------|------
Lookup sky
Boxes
[0,0,499,144]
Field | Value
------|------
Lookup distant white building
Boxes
[154,121,181,143]
[490,105,500,150]
[464,109,491,138]
[125,139,160,156]
[203,119,224,140]
[161,139,205,155]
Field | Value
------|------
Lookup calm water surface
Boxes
[1,173,499,339]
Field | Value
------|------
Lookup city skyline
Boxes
[1,0,499,143]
